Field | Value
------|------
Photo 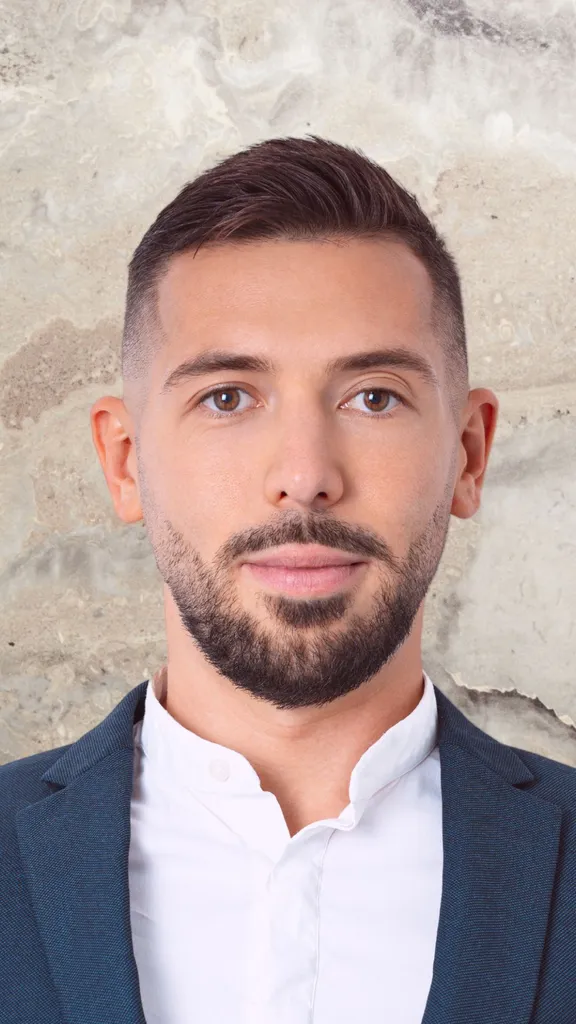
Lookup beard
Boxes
[139,473,453,710]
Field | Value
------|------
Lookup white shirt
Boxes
[128,669,443,1024]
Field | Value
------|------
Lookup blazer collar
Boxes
[39,679,148,788]
[17,680,561,1024]
[434,683,535,783]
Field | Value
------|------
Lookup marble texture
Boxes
[0,0,575,764]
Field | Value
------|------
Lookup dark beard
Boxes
[145,503,452,711]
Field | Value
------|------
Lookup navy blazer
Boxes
[1,679,575,1024]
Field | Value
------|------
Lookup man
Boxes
[0,136,574,1024]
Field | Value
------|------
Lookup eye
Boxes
[199,387,254,417]
[342,388,403,416]
[197,385,405,419]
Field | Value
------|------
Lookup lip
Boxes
[242,544,365,569]
[243,562,366,596]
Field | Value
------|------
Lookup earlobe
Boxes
[451,388,499,521]
[90,396,144,524]
[451,471,479,520]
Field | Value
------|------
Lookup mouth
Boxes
[241,545,369,596]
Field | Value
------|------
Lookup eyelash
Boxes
[196,385,407,420]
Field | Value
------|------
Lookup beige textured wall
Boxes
[0,0,575,765]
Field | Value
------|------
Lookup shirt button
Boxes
[209,758,230,782]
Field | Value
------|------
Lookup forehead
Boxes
[154,237,441,372]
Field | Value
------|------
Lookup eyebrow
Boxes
[160,346,440,394]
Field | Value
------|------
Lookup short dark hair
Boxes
[123,135,467,393]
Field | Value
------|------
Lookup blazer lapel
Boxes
[422,686,563,1024]
[15,681,149,1024]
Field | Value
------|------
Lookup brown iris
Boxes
[362,389,393,413]
[212,389,242,412]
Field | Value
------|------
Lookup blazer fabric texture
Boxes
[0,680,575,1024]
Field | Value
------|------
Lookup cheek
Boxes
[357,435,450,545]
[156,436,249,534]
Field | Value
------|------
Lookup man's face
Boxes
[134,238,462,709]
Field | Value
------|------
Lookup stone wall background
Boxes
[0,0,575,765]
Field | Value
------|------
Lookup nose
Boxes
[262,421,345,512]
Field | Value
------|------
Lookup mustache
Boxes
[218,510,400,572]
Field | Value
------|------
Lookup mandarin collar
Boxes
[138,664,438,804]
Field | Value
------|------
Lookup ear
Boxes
[451,388,499,520]
[90,396,143,524]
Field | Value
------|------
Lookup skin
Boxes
[91,237,498,836]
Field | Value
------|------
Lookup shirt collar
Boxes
[349,672,438,803]
[138,664,438,805]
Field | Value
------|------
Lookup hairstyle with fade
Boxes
[122,135,468,405]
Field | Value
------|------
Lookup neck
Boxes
[157,610,426,835]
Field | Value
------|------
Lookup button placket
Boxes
[266,832,330,1023]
